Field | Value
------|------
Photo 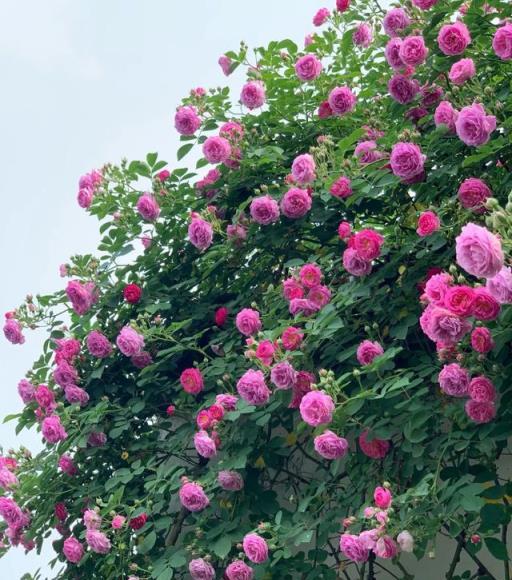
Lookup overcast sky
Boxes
[0,0,321,575]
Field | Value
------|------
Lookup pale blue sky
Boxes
[0,0,320,575]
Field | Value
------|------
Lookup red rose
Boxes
[215,307,228,327]
[123,283,142,304]
[129,513,147,530]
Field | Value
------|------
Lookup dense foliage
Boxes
[2,0,512,578]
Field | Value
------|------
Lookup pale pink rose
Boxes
[359,529,379,550]
[299,390,334,426]
[455,223,503,278]
[235,308,261,336]
[281,187,312,219]
[240,81,266,110]
[292,154,316,184]
[339,534,369,562]
[455,103,496,147]
[375,536,398,559]
[116,326,144,356]
[225,560,254,580]
[397,530,414,552]
[434,101,458,133]
[219,54,233,75]
[189,558,216,580]
[448,58,476,85]
[438,22,471,56]
[83,509,101,530]
[174,106,201,135]
[236,369,271,406]
[486,267,512,304]
[383,8,411,37]
[250,195,280,225]
[179,481,209,512]
[374,486,392,508]
[465,399,496,423]
[86,529,111,554]
[218,470,244,491]
[328,86,356,115]
[194,431,217,458]
[399,35,428,66]
[458,178,491,212]
[342,248,372,277]
[63,537,84,564]
[417,211,440,237]
[357,340,384,365]
[468,376,496,403]
[243,533,269,563]
[493,24,512,60]
[314,430,349,459]
[295,54,322,82]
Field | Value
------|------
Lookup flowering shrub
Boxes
[2,0,512,578]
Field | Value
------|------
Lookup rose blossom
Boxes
[317,100,333,118]
[281,187,312,219]
[63,537,84,564]
[313,7,330,26]
[314,431,349,459]
[219,54,233,75]
[308,285,331,309]
[270,361,297,389]
[58,454,77,476]
[235,308,261,336]
[388,74,420,105]
[64,385,89,407]
[225,560,253,580]
[194,431,217,458]
[336,0,350,11]
[189,558,216,580]
[77,187,93,209]
[413,0,438,7]
[295,55,322,82]
[179,481,209,512]
[174,106,201,135]
[281,326,303,350]
[357,340,384,365]
[54,337,80,363]
[358,430,390,459]
[471,327,494,354]
[116,326,144,356]
[131,350,153,369]
[180,368,204,395]
[299,263,322,288]
[469,376,496,403]
[465,399,496,423]
[385,38,404,69]
[84,509,101,530]
[289,298,319,317]
[486,267,512,304]
[354,141,382,165]
[112,515,126,530]
[493,24,512,60]
[339,534,369,563]
[236,369,271,406]
[420,303,472,344]
[282,277,304,300]
[136,193,160,221]
[299,390,334,426]
[424,272,452,304]
[292,154,316,184]
[383,8,410,37]
[471,288,500,321]
[0,468,18,489]
[390,142,425,180]
[218,470,244,491]
[417,211,440,237]
[243,533,269,563]
[203,136,231,165]
[399,35,428,66]
[455,223,503,278]
[338,221,352,240]
[88,431,107,447]
[17,379,35,404]
[41,415,67,444]
[250,195,280,225]
[330,176,352,198]
[328,86,356,116]
[374,486,392,509]
[189,217,213,251]
[86,330,112,358]
[240,81,266,110]
[65,280,97,315]
[458,178,491,212]
[255,339,275,365]
[352,229,384,260]
[438,22,471,56]
[375,536,398,559]
[455,103,496,147]
[444,286,475,318]
[86,530,111,554]
[342,248,372,277]
[397,530,414,552]
[353,24,373,48]
[434,101,458,133]
[438,363,470,397]
[448,58,476,85]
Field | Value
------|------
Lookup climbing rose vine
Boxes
[2,0,512,578]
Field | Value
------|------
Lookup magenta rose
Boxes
[458,178,491,212]
[194,431,217,458]
[330,175,352,198]
[356,340,384,365]
[225,560,254,580]
[41,415,67,444]
[3,319,25,345]
[189,217,213,251]
[420,304,472,345]
[313,8,330,26]
[375,536,398,559]
[470,327,494,354]
[338,221,352,240]
[492,24,512,60]
[202,136,231,164]
[240,81,266,110]
[270,361,297,390]
[136,192,160,221]
[250,195,280,225]
[282,277,304,300]
[455,223,503,279]
[328,86,356,115]
[388,74,419,105]
[243,533,269,563]
[353,23,373,48]
[281,326,303,351]
[179,481,209,512]
[86,330,112,358]
[281,187,312,218]
[438,22,471,56]
[180,368,204,395]
[390,142,425,180]
[299,390,334,426]
[358,430,390,459]
[218,470,244,491]
[339,534,369,563]
[374,486,392,508]
[189,558,215,580]
[295,54,323,82]
[469,376,496,403]
[455,103,496,147]
[383,8,410,37]
[471,288,500,321]
[354,141,382,165]
[351,229,384,260]
[342,248,372,277]
[448,58,476,85]
[116,326,144,357]
[444,285,474,316]
[174,106,201,135]
[417,211,440,237]
[63,537,84,564]
[314,430,349,459]
[434,101,458,133]
[236,369,271,406]
[385,38,404,69]
[399,35,428,66]
[438,363,470,397]
[235,308,262,336]
[86,530,111,554]
[412,0,438,8]
[465,399,496,424]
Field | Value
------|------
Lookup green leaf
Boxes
[138,530,157,554]
[485,537,509,561]
[177,143,194,161]
[212,535,232,559]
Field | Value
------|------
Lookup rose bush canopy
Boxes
[2,0,512,578]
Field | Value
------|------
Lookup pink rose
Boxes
[86,330,112,358]
[218,470,244,491]
[455,223,503,278]
[84,508,101,530]
[281,187,312,219]
[58,454,77,476]
[270,361,296,389]
[66,280,97,315]
[351,229,384,260]
[235,308,261,336]
[383,8,410,37]
[338,221,352,240]
[471,288,500,321]
[416,210,441,237]
[339,534,369,563]
[88,431,107,447]
[189,217,214,251]
[313,8,330,26]
[438,363,470,397]
[353,24,373,48]
[412,0,438,8]
[434,101,459,133]
[300,264,322,288]
[64,385,89,407]
[385,38,404,69]
[307,285,331,309]
[358,430,390,459]
[180,368,204,395]
[63,537,84,564]
[465,399,496,424]
[243,533,269,563]
[3,319,25,345]
[354,141,382,165]
[390,142,425,180]
[486,267,512,304]
[41,415,67,444]
[438,22,471,56]
[203,136,231,164]
[448,58,476,85]
[220,121,244,142]
[375,536,398,559]
[281,326,303,351]
[53,361,78,387]
[179,481,209,512]
[458,178,491,212]
[194,431,217,458]
[174,106,201,135]
[136,193,160,221]
[225,560,254,580]
[328,86,356,115]
[17,379,35,404]
[374,486,392,509]
[240,81,266,110]
[112,515,126,530]
[493,24,512,60]
[116,326,144,357]
[470,327,494,354]
[77,187,93,209]
[250,195,280,225]
[255,339,275,365]
[388,74,419,104]
[356,340,384,365]
[342,248,372,277]
[419,303,472,345]
[397,530,414,552]
[455,103,496,147]
[131,350,153,369]
[292,154,316,184]
[336,0,350,11]
[469,376,496,403]
[314,430,349,459]
[444,285,474,316]
[219,55,233,76]
[330,176,352,198]
[424,272,452,304]
[189,558,215,580]
[399,35,428,66]
[237,369,271,406]
[86,530,111,554]
[299,390,334,426]
[295,55,322,82]
[317,100,333,118]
